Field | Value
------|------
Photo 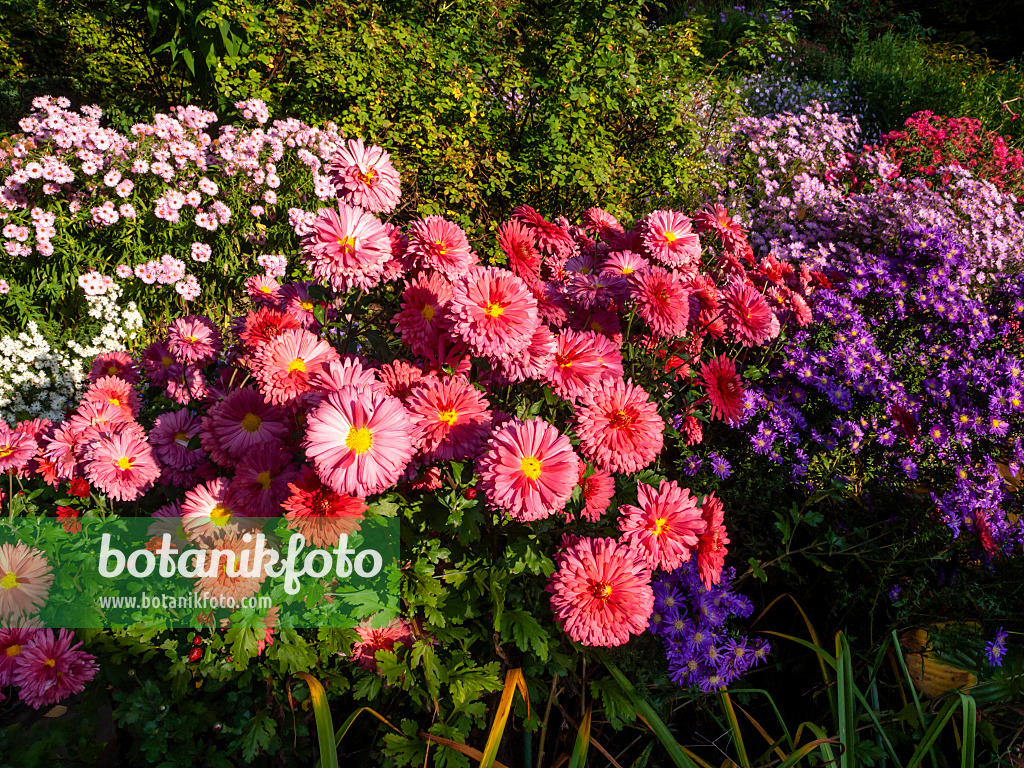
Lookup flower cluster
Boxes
[0,627,98,709]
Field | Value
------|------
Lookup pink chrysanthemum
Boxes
[182,477,241,541]
[149,409,204,470]
[618,480,706,571]
[692,203,745,250]
[642,210,701,272]
[375,361,426,402]
[448,266,540,359]
[11,629,98,709]
[0,628,35,684]
[83,375,140,420]
[246,275,282,306]
[565,271,620,309]
[327,138,402,214]
[581,207,625,242]
[547,536,653,647]
[229,443,299,517]
[392,272,452,355]
[496,324,557,384]
[282,466,366,547]
[544,330,606,402]
[477,418,580,521]
[416,332,472,377]
[0,542,53,618]
[696,492,730,588]
[253,328,340,406]
[631,267,691,339]
[532,281,572,327]
[66,401,132,444]
[601,250,649,278]
[279,283,321,329]
[87,350,140,385]
[720,282,774,347]
[700,354,745,423]
[498,219,541,286]
[139,341,178,387]
[43,423,84,480]
[301,202,392,292]
[304,385,415,497]
[208,387,290,459]
[406,216,476,281]
[310,356,379,397]
[586,331,624,384]
[575,378,665,475]
[168,315,222,366]
[579,468,615,522]
[0,424,37,473]
[163,363,208,406]
[350,617,413,672]
[406,375,492,461]
[512,205,577,264]
[84,429,160,501]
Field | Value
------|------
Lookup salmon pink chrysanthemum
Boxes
[406,216,476,281]
[392,272,452,355]
[547,536,653,647]
[327,138,402,214]
[304,386,415,497]
[0,542,53,618]
[84,430,161,501]
[0,424,37,473]
[720,282,775,347]
[182,478,244,541]
[631,267,690,339]
[700,355,745,423]
[642,210,701,272]
[253,328,340,406]
[696,493,730,588]
[496,324,557,384]
[448,266,540,359]
[618,480,706,571]
[544,330,606,402]
[282,466,366,547]
[581,207,624,242]
[87,350,139,385]
[498,219,542,286]
[477,418,580,522]
[579,468,615,522]
[575,378,664,475]
[350,617,413,672]
[83,375,140,420]
[301,202,392,293]
[406,375,493,461]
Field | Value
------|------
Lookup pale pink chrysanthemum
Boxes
[498,219,541,286]
[579,467,615,522]
[631,267,691,339]
[149,409,205,470]
[642,210,701,272]
[139,341,178,387]
[0,627,36,684]
[375,361,426,402]
[207,387,290,459]
[581,207,625,242]
[310,356,379,399]
[618,480,706,571]
[575,378,665,475]
[304,385,415,497]
[282,466,365,547]
[11,629,98,709]
[43,423,84,480]
[87,350,140,385]
[300,202,392,292]
[0,543,53,618]
[406,216,476,281]
[601,250,650,278]
[544,330,606,402]
[448,266,540,359]
[496,324,557,383]
[83,375,140,420]
[700,355,745,423]
[720,282,774,347]
[229,443,299,517]
[350,617,413,672]
[182,478,242,541]
[696,492,730,589]
[392,272,452,355]
[547,536,653,647]
[253,328,340,406]
[0,424,37,473]
[84,429,161,501]
[246,275,282,306]
[168,315,222,366]
[327,138,402,214]
[477,418,580,521]
[191,534,266,603]
[406,375,492,461]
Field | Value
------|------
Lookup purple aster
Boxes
[985,628,1009,667]
[710,453,732,479]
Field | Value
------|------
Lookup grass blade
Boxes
[892,629,934,768]
[420,732,513,768]
[481,668,529,768]
[297,672,338,768]
[959,694,976,768]
[905,698,959,768]
[731,699,787,763]
[718,692,750,767]
[836,633,855,768]
[568,705,592,768]
[724,689,795,751]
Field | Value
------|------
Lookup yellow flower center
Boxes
[484,302,504,318]
[591,581,613,601]
[108,397,121,406]
[161,356,174,367]
[621,267,633,275]
[0,448,12,459]
[186,336,198,343]
[43,658,56,668]
[5,643,20,657]
[520,456,542,480]
[0,572,18,589]
[336,236,356,249]
[257,471,272,489]
[299,301,314,310]
[107,365,119,375]
[117,456,133,470]
[174,431,189,445]
[210,504,231,526]
[260,285,272,293]
[288,358,306,373]
[241,412,262,432]
[356,169,376,184]
[610,410,634,429]
[664,231,677,244]
[653,517,669,536]
[438,409,459,426]
[346,426,373,454]
[420,304,436,320]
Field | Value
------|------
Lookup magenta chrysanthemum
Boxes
[83,429,161,501]
[149,409,204,471]
[406,375,493,461]
[477,418,580,521]
[304,385,415,497]
[11,629,98,709]
[253,328,340,406]
[618,480,706,571]
[168,315,222,366]
[406,216,476,281]
[575,378,665,474]
[547,536,653,647]
[448,266,540,358]
[720,282,775,347]
[300,202,392,292]
[631,267,691,339]
[700,354,745,423]
[327,138,402,214]
[229,443,298,517]
[207,387,290,458]
[642,210,701,272]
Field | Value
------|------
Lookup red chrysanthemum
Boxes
[700,354,745,423]
[581,207,625,242]
[498,219,541,286]
[692,203,746,251]
[300,202,392,293]
[282,466,366,547]
[631,267,691,339]
[575,378,664,474]
[448,266,540,359]
[375,361,426,402]
[327,138,402,214]
[405,375,493,461]
[618,479,706,571]
[720,282,774,347]
[350,617,413,672]
[237,307,302,355]
[696,492,730,588]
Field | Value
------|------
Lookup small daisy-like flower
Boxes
[448,266,540,359]
[327,138,402,214]
[642,210,701,271]
[168,315,222,366]
[618,480,706,571]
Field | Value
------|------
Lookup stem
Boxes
[535,673,560,768]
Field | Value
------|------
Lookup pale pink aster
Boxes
[253,328,340,406]
[720,282,774,347]
[392,272,452,355]
[0,543,52,618]
[477,418,580,521]
[544,330,605,402]
[207,387,290,458]
[0,424,37,473]
[448,266,540,359]
[300,202,392,293]
[83,375,140,420]
[406,216,476,281]
[84,429,160,501]
[496,324,557,383]
[642,210,701,272]
[575,378,665,475]
[149,409,204,470]
[229,444,299,517]
[618,480,706,571]
[631,267,691,339]
[327,138,402,214]
[547,536,653,647]
[168,315,222,366]
[87,350,140,385]
[406,375,492,461]
[11,629,98,709]
[498,219,541,286]
[304,385,415,497]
